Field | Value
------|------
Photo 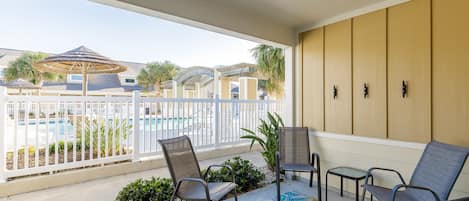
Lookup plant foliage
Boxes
[251,45,285,95]
[115,177,174,201]
[49,118,131,155]
[4,52,63,85]
[240,112,284,171]
[137,61,178,96]
[204,156,265,192]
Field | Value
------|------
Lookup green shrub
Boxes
[115,177,173,201]
[204,156,265,192]
[77,118,132,155]
[48,141,75,154]
[48,118,132,155]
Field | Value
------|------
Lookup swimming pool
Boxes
[7,117,197,150]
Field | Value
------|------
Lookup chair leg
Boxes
[170,191,177,201]
[233,187,238,201]
[276,171,281,201]
[317,171,322,201]
[310,171,313,187]
[361,188,366,201]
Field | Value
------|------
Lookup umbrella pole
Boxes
[82,72,88,97]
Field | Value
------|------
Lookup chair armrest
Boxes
[276,151,281,169]
[391,184,441,201]
[311,153,321,172]
[364,167,406,187]
[175,177,210,200]
[450,197,469,201]
[203,164,235,183]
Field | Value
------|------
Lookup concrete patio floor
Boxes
[0,151,356,201]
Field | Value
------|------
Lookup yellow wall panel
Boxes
[352,10,387,138]
[302,28,324,131]
[324,20,352,134]
[387,0,431,143]
[433,0,469,147]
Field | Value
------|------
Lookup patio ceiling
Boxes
[92,0,409,46]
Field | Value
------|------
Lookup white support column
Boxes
[132,91,141,162]
[0,87,7,182]
[284,47,294,127]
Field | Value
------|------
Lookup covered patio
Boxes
[1,0,469,200]
[1,152,354,201]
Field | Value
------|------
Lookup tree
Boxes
[4,52,63,85]
[251,44,285,97]
[137,61,178,97]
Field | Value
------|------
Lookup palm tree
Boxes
[4,52,63,86]
[137,61,179,97]
[251,44,285,97]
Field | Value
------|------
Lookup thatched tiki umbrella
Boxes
[34,46,127,96]
[5,78,41,95]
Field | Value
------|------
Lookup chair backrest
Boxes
[409,141,469,200]
[159,136,202,187]
[278,127,310,165]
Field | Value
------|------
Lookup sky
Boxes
[0,0,258,67]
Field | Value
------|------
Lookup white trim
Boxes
[309,131,426,150]
[92,0,292,48]
[297,0,410,33]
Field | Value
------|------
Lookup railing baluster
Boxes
[96,102,101,159]
[166,101,170,140]
[104,98,108,159]
[119,101,123,156]
[191,101,195,146]
[112,102,116,157]
[64,102,68,163]
[34,103,39,167]
[55,101,59,165]
[172,101,175,139]
[126,101,130,155]
[13,101,18,170]
[79,100,84,161]
[88,102,93,160]
[45,104,50,166]
[73,103,77,162]
[24,100,30,169]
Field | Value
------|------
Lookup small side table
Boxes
[326,167,373,201]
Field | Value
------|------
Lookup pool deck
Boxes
[0,151,356,201]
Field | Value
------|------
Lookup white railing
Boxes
[0,89,285,181]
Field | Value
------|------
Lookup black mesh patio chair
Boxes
[159,135,238,201]
[362,141,469,201]
[276,127,322,201]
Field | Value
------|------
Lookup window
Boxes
[125,78,135,83]
[70,74,83,81]
[0,69,4,78]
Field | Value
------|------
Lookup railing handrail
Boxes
[5,95,281,104]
